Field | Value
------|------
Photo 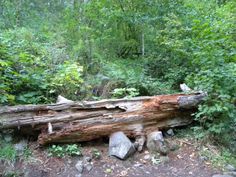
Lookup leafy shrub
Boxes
[112,87,139,99]
[0,28,51,105]
[0,28,84,104]
[187,64,236,151]
[49,61,83,100]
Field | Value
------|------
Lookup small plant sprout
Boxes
[92,148,101,159]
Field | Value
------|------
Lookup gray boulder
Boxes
[109,131,136,160]
[166,129,174,136]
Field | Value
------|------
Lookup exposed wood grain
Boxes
[0,92,206,145]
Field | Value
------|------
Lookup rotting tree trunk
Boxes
[0,92,206,145]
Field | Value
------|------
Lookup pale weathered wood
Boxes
[0,92,206,145]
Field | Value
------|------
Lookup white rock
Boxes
[144,154,151,160]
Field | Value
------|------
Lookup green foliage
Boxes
[112,87,139,99]
[0,143,17,161]
[200,146,236,168]
[2,171,21,177]
[50,62,83,100]
[23,147,32,160]
[91,148,101,159]
[187,64,236,151]
[48,144,82,157]
[184,1,236,150]
[0,136,31,162]
[151,154,161,165]
[0,28,51,104]
[0,28,84,104]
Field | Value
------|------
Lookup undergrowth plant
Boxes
[112,88,139,99]
[91,148,101,159]
[48,144,82,157]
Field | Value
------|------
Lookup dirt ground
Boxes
[0,134,222,177]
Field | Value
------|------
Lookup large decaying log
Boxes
[0,92,206,145]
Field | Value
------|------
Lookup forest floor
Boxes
[0,129,227,177]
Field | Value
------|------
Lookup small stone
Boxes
[226,165,236,172]
[84,156,92,162]
[75,174,82,177]
[85,164,93,172]
[109,131,136,160]
[212,174,233,177]
[134,163,142,167]
[75,160,83,173]
[166,129,174,136]
[144,154,151,160]
[199,156,208,162]
[120,170,128,176]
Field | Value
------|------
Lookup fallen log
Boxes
[0,91,206,146]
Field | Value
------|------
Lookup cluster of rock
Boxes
[108,130,172,160]
[75,130,173,176]
[75,156,93,177]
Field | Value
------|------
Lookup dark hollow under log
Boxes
[0,92,206,145]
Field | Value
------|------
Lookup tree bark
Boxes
[0,92,206,145]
